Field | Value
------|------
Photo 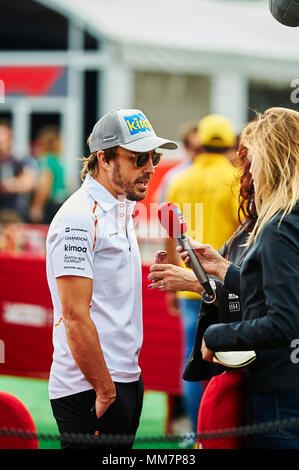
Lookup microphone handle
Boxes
[177,234,214,297]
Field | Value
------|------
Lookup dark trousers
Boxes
[50,377,144,449]
[244,390,299,449]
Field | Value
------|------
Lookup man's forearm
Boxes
[64,312,115,399]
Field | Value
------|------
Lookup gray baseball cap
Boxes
[89,108,178,153]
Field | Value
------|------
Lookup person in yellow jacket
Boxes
[165,114,240,436]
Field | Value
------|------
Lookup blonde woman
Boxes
[178,107,299,449]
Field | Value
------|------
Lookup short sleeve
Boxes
[47,213,96,279]
[38,157,49,172]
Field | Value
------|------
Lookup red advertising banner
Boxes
[0,66,66,96]
[0,254,183,395]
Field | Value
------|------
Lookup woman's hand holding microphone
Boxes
[148,263,202,294]
[148,238,231,292]
[176,238,231,282]
[148,238,231,362]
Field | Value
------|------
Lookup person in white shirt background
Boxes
[46,108,178,449]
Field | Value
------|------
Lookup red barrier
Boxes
[0,254,183,395]
[140,272,184,395]
[0,391,39,449]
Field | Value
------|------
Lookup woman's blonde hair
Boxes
[241,107,299,244]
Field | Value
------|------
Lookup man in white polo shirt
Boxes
[47,108,178,449]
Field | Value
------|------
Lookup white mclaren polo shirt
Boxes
[46,174,143,399]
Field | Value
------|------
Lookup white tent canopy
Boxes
[2,0,298,185]
[37,0,299,62]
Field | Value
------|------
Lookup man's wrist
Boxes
[95,380,116,400]
[97,394,116,403]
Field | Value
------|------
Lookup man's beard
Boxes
[112,160,150,201]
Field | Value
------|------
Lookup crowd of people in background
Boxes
[0,120,68,250]
[0,119,37,224]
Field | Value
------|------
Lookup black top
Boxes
[204,204,299,394]
[183,224,250,382]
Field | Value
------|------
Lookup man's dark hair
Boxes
[0,118,11,129]
[80,144,118,181]
[179,123,198,149]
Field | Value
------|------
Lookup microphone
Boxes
[153,250,168,284]
[155,250,168,265]
[158,203,216,302]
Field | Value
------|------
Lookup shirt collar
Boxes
[83,174,136,213]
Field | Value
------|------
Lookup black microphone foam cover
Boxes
[269,0,299,27]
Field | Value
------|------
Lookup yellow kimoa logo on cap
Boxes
[124,113,153,135]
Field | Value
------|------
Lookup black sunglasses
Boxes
[119,150,162,168]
